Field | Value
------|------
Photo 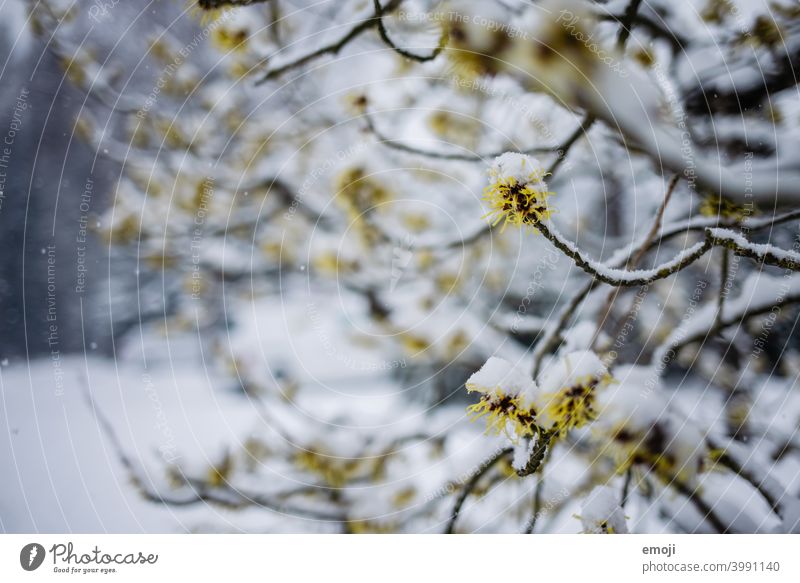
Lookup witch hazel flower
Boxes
[537,350,614,438]
[465,357,541,440]
[483,153,553,231]
[577,485,629,534]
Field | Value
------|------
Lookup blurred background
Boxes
[2,0,800,534]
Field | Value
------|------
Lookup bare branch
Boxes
[373,0,446,62]
[668,479,730,533]
[364,112,556,163]
[444,447,512,534]
[82,381,346,523]
[256,0,403,84]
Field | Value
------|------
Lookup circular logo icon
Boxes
[20,543,46,571]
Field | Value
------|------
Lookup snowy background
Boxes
[2,0,800,533]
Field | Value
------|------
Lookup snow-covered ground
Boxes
[0,350,267,532]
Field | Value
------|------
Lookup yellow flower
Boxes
[541,377,605,437]
[699,193,753,220]
[483,153,553,231]
[537,351,613,438]
[465,357,540,439]
[467,391,539,439]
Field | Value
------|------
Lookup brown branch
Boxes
[445,447,512,534]
[373,0,446,62]
[82,379,346,522]
[708,438,784,518]
[537,222,713,288]
[198,0,273,9]
[515,432,552,477]
[364,112,556,163]
[546,113,596,176]
[256,0,403,84]
[594,174,679,349]
[532,209,800,376]
[668,479,729,533]
[708,228,800,271]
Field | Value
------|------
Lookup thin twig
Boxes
[445,447,512,534]
[539,222,800,299]
[532,209,800,377]
[523,476,545,534]
[515,432,552,477]
[705,436,790,523]
[364,113,556,163]
[593,174,679,349]
[81,379,345,522]
[537,222,713,288]
[373,0,446,62]
[715,248,730,331]
[657,292,800,365]
[708,228,800,271]
[614,0,644,49]
[256,0,404,84]
[668,479,729,533]
[546,113,596,176]
[620,468,633,508]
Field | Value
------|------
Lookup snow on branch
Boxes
[707,228,800,271]
[654,272,800,366]
[538,222,712,287]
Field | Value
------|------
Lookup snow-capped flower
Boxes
[577,486,629,534]
[483,153,552,231]
[537,350,613,437]
[465,357,540,439]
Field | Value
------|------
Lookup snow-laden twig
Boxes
[514,431,552,477]
[531,210,800,376]
[538,222,712,287]
[707,227,800,271]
